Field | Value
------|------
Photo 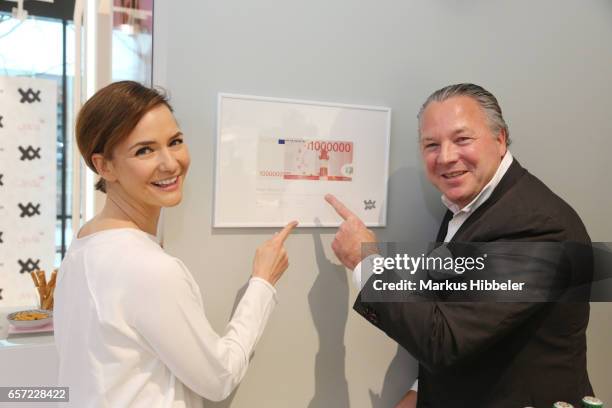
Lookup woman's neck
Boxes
[100,187,160,236]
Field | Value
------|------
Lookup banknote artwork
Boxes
[258,138,354,181]
[214,94,391,227]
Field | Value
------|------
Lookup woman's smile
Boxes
[151,175,180,191]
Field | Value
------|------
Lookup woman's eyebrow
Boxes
[129,132,183,151]
[129,140,156,151]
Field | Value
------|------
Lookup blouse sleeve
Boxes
[123,256,276,401]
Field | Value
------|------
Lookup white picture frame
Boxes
[213,93,391,228]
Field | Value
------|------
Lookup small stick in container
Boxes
[42,287,55,310]
[37,270,47,291]
[31,270,45,306]
[42,269,58,310]
[46,269,57,298]
[29,271,40,288]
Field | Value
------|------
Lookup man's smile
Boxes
[441,170,468,179]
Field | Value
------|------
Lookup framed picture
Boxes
[213,93,391,227]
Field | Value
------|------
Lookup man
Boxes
[326,83,593,407]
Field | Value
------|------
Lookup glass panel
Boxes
[112,0,153,84]
[0,12,75,308]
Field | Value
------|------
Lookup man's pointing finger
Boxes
[325,194,356,221]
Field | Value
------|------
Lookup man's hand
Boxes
[325,194,377,270]
[394,390,417,408]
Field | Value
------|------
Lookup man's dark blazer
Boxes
[354,159,594,407]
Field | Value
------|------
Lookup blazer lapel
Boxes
[436,210,453,242]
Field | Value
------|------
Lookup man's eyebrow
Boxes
[452,127,470,135]
[129,131,183,150]
[421,136,438,143]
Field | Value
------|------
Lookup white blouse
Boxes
[54,228,277,407]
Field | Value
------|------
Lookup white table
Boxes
[0,307,60,407]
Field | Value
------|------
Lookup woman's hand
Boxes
[252,221,298,285]
[394,390,417,408]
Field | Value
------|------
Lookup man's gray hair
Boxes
[417,83,511,145]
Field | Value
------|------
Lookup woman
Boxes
[54,81,297,407]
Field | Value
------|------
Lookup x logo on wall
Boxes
[18,145,41,160]
[364,200,376,210]
[18,258,41,274]
[18,202,41,217]
[18,88,42,103]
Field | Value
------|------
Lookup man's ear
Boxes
[497,129,508,156]
[91,153,118,183]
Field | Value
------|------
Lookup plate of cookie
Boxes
[7,309,53,329]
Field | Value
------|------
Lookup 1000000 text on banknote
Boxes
[258,138,354,181]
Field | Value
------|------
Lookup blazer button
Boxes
[366,311,379,325]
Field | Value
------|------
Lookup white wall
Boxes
[154,1,612,406]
